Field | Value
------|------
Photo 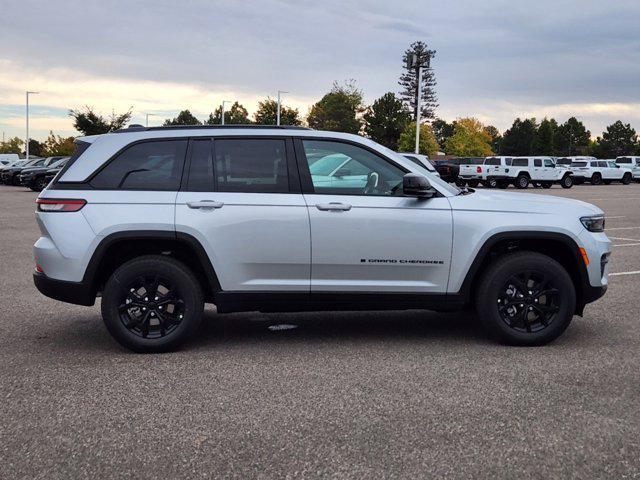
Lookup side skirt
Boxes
[214,291,466,314]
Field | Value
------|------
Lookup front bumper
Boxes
[33,271,95,306]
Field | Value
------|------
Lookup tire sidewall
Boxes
[516,175,529,189]
[101,256,203,352]
[476,253,576,346]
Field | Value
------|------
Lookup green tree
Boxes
[307,81,364,134]
[362,92,411,150]
[27,139,44,157]
[591,121,638,158]
[444,117,494,156]
[484,125,502,153]
[69,106,132,135]
[499,118,538,155]
[431,118,456,147]
[554,117,590,156]
[397,122,440,156]
[0,136,24,154]
[532,117,558,155]
[42,131,76,156]
[164,110,202,126]
[253,98,301,125]
[398,41,438,121]
[207,102,251,125]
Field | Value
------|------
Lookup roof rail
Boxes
[113,124,311,133]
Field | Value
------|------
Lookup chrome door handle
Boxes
[316,202,352,211]
[187,200,224,209]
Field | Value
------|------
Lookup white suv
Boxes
[33,126,610,352]
[615,156,640,181]
[486,156,574,189]
[570,159,633,185]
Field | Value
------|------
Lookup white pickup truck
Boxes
[486,156,574,189]
[570,159,632,185]
[456,157,485,187]
[615,156,640,182]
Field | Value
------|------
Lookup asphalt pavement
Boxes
[1,184,639,479]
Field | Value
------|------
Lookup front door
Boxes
[175,137,311,292]
[297,139,453,293]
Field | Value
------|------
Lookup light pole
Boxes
[276,90,289,126]
[407,54,430,154]
[145,113,158,127]
[26,91,39,160]
[220,100,232,125]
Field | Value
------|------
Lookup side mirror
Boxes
[403,173,435,198]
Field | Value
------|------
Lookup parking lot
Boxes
[1,184,639,478]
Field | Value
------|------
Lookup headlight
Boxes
[580,215,605,232]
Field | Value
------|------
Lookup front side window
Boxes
[544,159,554,167]
[214,139,289,193]
[303,140,405,196]
[91,140,187,190]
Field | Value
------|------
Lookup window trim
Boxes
[86,137,189,191]
[293,137,412,197]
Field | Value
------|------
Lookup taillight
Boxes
[36,198,86,212]
[476,166,482,173]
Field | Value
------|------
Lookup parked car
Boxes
[33,125,609,352]
[570,159,632,185]
[19,157,69,191]
[615,156,640,182]
[456,157,486,187]
[481,157,513,187]
[486,156,574,189]
[0,158,46,185]
[432,160,460,183]
[0,153,20,165]
[399,153,441,177]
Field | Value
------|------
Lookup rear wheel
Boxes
[516,174,530,189]
[475,252,576,346]
[622,173,632,185]
[590,173,602,185]
[484,178,498,188]
[101,255,204,353]
[560,174,573,189]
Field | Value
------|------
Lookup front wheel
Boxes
[622,173,632,185]
[560,174,573,189]
[101,255,204,353]
[475,252,576,346]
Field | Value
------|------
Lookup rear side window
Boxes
[590,161,598,167]
[91,140,187,190]
[187,139,214,191]
[512,158,528,167]
[214,139,289,193]
[598,161,608,168]
[573,161,587,167]
[534,159,542,167]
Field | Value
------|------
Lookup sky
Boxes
[0,0,639,142]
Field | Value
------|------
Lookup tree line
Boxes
[2,40,639,158]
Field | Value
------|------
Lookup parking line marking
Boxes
[609,236,640,241]
[610,270,640,276]
[613,243,640,247]
[606,216,626,219]
[606,226,640,231]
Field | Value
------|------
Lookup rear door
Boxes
[296,139,452,293]
[175,137,310,292]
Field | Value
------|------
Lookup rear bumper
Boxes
[33,271,95,306]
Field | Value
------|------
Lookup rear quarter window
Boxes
[90,140,187,190]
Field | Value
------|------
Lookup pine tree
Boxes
[398,41,438,122]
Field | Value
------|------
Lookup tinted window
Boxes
[303,140,405,196]
[590,161,598,167]
[616,157,632,164]
[597,161,607,167]
[91,140,187,190]
[512,158,529,167]
[534,159,542,167]
[556,158,572,165]
[544,159,554,167]
[187,139,214,191]
[214,139,288,193]
[484,157,502,166]
[572,161,587,167]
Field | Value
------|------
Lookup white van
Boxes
[0,154,20,166]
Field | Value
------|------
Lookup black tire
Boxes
[31,176,49,192]
[468,180,480,188]
[560,174,573,189]
[515,174,529,189]
[622,173,632,185]
[11,174,21,186]
[484,178,498,188]
[590,173,602,185]
[101,255,204,353]
[542,182,552,189]
[497,180,509,189]
[475,252,576,346]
